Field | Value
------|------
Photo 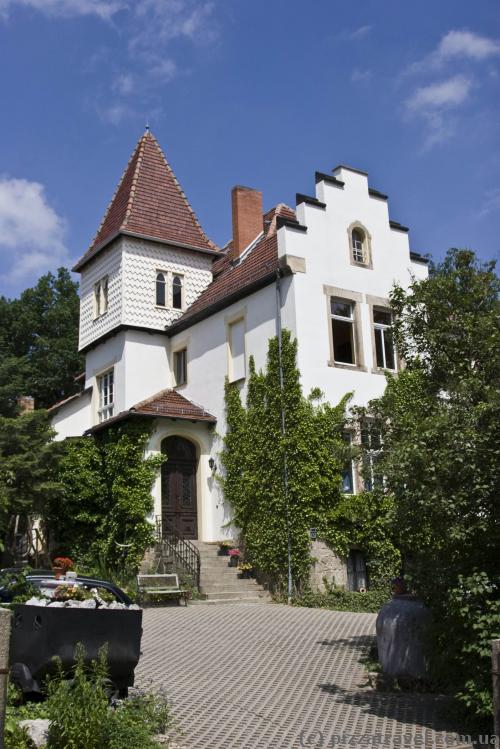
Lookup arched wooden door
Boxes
[161,436,198,539]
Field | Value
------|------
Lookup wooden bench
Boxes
[136,573,190,606]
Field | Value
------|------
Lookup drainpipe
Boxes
[275,269,293,605]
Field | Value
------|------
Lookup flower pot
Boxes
[52,567,64,580]
[228,556,239,567]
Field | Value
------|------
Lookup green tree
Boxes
[0,268,83,415]
[368,249,500,723]
[0,410,62,551]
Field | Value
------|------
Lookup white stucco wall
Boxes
[50,390,92,440]
[279,167,428,407]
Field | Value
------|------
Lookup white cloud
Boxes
[351,68,372,83]
[0,176,69,285]
[476,188,500,219]
[113,72,135,95]
[407,29,500,74]
[405,75,473,150]
[406,75,472,112]
[0,0,124,21]
[349,25,371,40]
[1,0,219,126]
[436,30,500,63]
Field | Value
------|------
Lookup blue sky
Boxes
[0,0,499,296]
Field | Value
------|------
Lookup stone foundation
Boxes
[309,540,347,592]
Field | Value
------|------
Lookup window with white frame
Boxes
[172,275,183,310]
[228,318,245,382]
[97,369,114,422]
[93,276,108,319]
[341,431,355,494]
[173,348,187,386]
[373,309,396,370]
[156,272,166,307]
[331,298,356,365]
[360,420,383,491]
[351,229,366,264]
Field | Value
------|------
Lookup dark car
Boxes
[0,569,132,605]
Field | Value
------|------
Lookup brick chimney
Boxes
[231,185,263,259]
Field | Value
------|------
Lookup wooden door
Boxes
[161,436,198,539]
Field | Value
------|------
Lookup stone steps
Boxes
[192,541,270,605]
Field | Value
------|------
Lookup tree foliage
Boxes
[367,249,500,723]
[0,410,62,552]
[0,268,83,416]
[221,330,398,589]
[50,420,164,573]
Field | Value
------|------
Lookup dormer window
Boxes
[93,276,108,319]
[352,229,365,263]
[348,223,372,268]
[156,272,166,307]
[172,275,183,310]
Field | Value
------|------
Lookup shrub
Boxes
[44,644,172,749]
[277,582,391,614]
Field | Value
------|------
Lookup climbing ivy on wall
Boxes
[221,330,399,589]
[49,419,164,574]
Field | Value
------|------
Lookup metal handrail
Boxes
[155,516,201,589]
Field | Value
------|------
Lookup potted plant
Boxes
[227,548,241,567]
[218,540,233,556]
[237,562,253,579]
[52,556,74,580]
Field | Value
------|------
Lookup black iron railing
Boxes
[155,516,201,590]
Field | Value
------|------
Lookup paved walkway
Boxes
[136,603,473,749]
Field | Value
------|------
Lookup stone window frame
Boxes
[347,221,373,270]
[155,271,167,308]
[225,308,247,383]
[172,273,184,311]
[366,294,400,375]
[324,285,367,372]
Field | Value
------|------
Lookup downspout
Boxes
[275,269,293,605]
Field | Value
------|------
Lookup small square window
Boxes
[173,349,187,386]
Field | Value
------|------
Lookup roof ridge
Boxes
[86,131,145,255]
[145,131,218,251]
[123,132,148,230]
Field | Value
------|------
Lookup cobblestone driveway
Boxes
[136,603,472,749]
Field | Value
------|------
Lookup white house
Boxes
[50,130,428,547]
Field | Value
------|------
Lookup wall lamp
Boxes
[208,457,217,472]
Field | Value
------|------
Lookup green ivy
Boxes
[49,419,164,574]
[221,330,399,589]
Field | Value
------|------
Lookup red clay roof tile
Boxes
[73,131,217,271]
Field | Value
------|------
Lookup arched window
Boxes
[351,229,366,264]
[172,275,183,310]
[156,272,166,307]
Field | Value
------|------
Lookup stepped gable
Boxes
[167,204,296,334]
[73,130,217,271]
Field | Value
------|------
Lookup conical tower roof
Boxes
[73,131,217,271]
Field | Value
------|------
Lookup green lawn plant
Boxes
[3,643,173,749]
